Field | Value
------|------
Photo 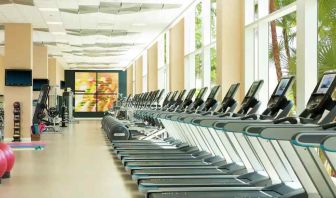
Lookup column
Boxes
[4,23,33,142]
[216,0,244,102]
[147,43,158,91]
[33,45,48,99]
[296,0,318,112]
[0,56,4,95]
[169,19,185,91]
[135,56,143,94]
[126,66,133,95]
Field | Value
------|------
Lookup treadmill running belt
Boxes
[126,161,208,167]
[139,178,249,188]
[148,190,280,198]
[132,168,229,176]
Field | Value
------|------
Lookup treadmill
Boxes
[118,81,261,162]
[145,71,336,198]
[135,77,294,189]
[111,89,195,148]
[125,81,264,178]
[119,84,240,163]
[114,87,213,153]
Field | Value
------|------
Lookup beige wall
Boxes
[33,45,48,99]
[4,23,33,141]
[48,57,65,95]
[147,43,158,91]
[169,19,185,91]
[0,56,4,95]
[135,56,143,94]
[216,0,244,102]
[126,66,133,95]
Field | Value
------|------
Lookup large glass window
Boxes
[74,72,119,112]
[268,12,297,112]
[318,0,336,179]
[185,0,217,90]
[143,53,148,92]
[158,32,169,92]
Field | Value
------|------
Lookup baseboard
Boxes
[4,137,31,142]
[4,138,13,142]
[21,138,31,142]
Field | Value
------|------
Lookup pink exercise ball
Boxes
[0,150,7,181]
[0,143,15,178]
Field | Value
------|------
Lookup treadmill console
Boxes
[198,85,220,112]
[306,71,336,112]
[163,91,178,110]
[186,87,208,112]
[162,92,172,108]
[167,90,186,111]
[218,83,240,113]
[274,71,336,125]
[237,80,264,114]
[175,89,196,111]
[267,76,295,110]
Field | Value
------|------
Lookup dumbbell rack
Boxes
[13,103,21,142]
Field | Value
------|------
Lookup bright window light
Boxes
[39,8,59,12]
[51,32,66,35]
[47,21,63,25]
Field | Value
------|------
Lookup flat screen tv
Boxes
[33,79,49,91]
[60,81,66,89]
[5,69,32,87]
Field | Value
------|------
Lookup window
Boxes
[142,52,148,92]
[132,63,136,95]
[268,12,297,112]
[158,32,169,92]
[318,0,336,179]
[245,0,299,112]
[185,0,217,90]
[318,0,336,99]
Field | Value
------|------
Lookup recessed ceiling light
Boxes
[39,8,59,12]
[51,32,66,35]
[47,21,63,25]
[132,23,146,26]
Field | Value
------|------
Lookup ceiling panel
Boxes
[0,0,194,68]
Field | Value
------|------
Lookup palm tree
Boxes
[269,0,282,80]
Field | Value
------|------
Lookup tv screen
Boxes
[33,79,49,91]
[60,81,66,89]
[5,69,32,87]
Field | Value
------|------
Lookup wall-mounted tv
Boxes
[60,80,66,89]
[33,79,49,91]
[5,69,32,87]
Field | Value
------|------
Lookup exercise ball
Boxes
[0,143,15,178]
[0,150,7,181]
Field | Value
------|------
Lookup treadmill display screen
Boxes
[275,78,290,96]
[225,84,239,99]
[247,82,260,97]
[316,74,336,94]
[196,88,207,99]
[171,91,178,100]
[186,89,196,100]
[208,86,220,99]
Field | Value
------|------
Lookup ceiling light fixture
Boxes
[132,23,146,26]
[39,8,59,12]
[47,21,63,25]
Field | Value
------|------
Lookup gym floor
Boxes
[0,120,142,198]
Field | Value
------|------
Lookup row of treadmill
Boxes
[108,70,336,198]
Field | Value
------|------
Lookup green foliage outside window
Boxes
[195,2,202,49]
